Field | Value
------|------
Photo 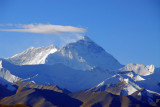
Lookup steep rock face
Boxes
[6,45,57,65]
[46,36,122,71]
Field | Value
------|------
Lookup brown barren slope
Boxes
[0,104,30,107]
[69,90,154,107]
[0,87,82,107]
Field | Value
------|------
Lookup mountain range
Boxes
[0,36,160,107]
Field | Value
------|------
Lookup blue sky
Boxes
[0,0,160,67]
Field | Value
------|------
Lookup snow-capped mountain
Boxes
[6,45,57,65]
[0,36,124,92]
[119,63,155,76]
[117,64,160,93]
[135,67,160,93]
[0,36,160,99]
[89,64,160,97]
[89,74,141,96]
[46,36,123,71]
[6,36,122,71]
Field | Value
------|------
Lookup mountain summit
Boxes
[6,36,122,71]
[46,36,123,71]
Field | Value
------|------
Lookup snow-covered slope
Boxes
[6,45,57,65]
[121,79,141,96]
[133,75,145,81]
[118,71,146,82]
[0,59,113,92]
[0,60,21,83]
[135,67,160,93]
[120,63,155,76]
[90,74,141,96]
[118,64,160,93]
[0,60,17,91]
[46,36,122,71]
[90,65,160,96]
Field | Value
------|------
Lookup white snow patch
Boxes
[121,81,141,96]
[0,60,2,68]
[6,45,58,65]
[0,68,21,83]
[133,75,145,81]
[120,64,155,76]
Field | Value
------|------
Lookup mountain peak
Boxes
[46,36,122,71]
[28,46,34,49]
[6,45,58,65]
[81,36,93,42]
[120,63,155,76]
[49,44,56,48]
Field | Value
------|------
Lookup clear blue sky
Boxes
[0,0,160,67]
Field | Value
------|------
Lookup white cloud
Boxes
[0,24,87,34]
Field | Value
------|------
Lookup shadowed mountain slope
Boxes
[69,90,154,107]
[0,87,82,107]
[0,104,30,107]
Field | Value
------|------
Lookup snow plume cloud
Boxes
[0,24,87,34]
[0,23,87,47]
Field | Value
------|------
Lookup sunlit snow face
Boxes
[0,60,2,68]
